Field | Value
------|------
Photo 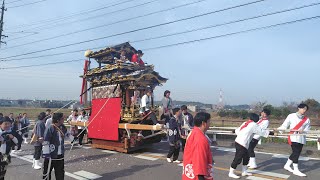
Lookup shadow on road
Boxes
[98,164,162,180]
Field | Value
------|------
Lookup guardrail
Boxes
[214,119,320,129]
[206,129,320,151]
[29,119,70,127]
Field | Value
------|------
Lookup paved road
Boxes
[6,141,320,180]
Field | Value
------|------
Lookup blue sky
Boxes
[0,0,319,105]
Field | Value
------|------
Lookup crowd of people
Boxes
[0,94,312,180]
[155,90,311,179]
[0,109,89,180]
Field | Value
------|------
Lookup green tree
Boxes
[240,110,248,119]
[272,108,282,119]
[231,110,240,118]
[263,104,274,112]
[281,107,291,118]
[251,101,267,113]
[302,98,320,109]
[218,110,229,117]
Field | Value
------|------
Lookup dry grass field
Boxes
[0,107,72,119]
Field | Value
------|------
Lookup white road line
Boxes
[214,147,236,152]
[272,154,309,161]
[134,155,158,161]
[11,154,33,163]
[65,172,89,180]
[144,153,165,157]
[11,154,89,180]
[74,170,102,179]
[23,155,34,160]
[177,163,183,167]
[101,150,118,154]
[248,169,290,179]
[81,146,92,149]
[246,176,272,180]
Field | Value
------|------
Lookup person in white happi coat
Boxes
[247,108,271,169]
[228,113,270,179]
[77,109,88,147]
[278,103,310,177]
[140,88,158,125]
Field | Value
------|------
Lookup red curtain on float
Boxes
[87,98,121,141]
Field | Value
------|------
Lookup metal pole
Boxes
[0,0,6,47]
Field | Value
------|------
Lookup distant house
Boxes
[69,102,82,110]
[187,105,199,112]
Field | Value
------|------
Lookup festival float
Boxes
[71,42,168,153]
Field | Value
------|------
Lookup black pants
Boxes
[248,138,259,157]
[43,155,64,180]
[71,136,79,144]
[11,133,23,150]
[148,111,158,125]
[289,142,303,163]
[231,142,249,169]
[34,146,42,160]
[0,161,8,180]
[78,129,87,145]
[167,145,180,161]
[180,138,186,152]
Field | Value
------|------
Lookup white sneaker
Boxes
[241,171,253,176]
[284,165,294,173]
[248,157,257,169]
[228,172,240,179]
[242,165,252,176]
[293,163,307,177]
[293,170,306,177]
[229,167,240,179]
[166,158,172,163]
[284,159,294,172]
[173,160,181,163]
[33,160,42,170]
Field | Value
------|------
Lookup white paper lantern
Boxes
[84,50,93,57]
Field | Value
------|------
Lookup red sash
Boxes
[240,120,253,131]
[257,118,268,125]
[288,116,308,145]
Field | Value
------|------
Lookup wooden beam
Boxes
[118,123,164,130]
[69,121,164,130]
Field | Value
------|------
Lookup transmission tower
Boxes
[218,88,224,109]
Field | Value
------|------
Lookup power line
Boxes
[143,15,320,51]
[6,0,24,4]
[0,58,83,69]
[7,0,134,29]
[7,0,46,8]
[4,0,139,41]
[1,15,319,70]
[1,2,318,62]
[1,0,266,53]
[5,0,160,41]
[4,0,209,46]
[20,0,161,32]
[132,2,320,43]
[0,45,105,61]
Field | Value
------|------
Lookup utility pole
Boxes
[0,0,7,47]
